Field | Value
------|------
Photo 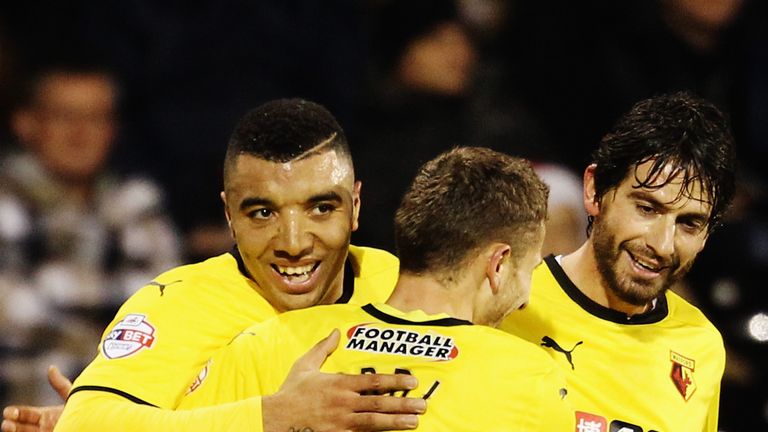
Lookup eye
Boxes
[680,218,706,233]
[248,208,273,220]
[312,203,337,216]
[636,204,655,215]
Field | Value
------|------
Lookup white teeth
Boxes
[633,257,659,272]
[275,264,314,276]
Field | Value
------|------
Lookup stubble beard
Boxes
[591,221,689,307]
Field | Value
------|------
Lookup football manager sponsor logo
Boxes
[345,324,459,361]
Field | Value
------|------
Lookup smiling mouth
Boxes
[628,252,666,273]
[272,262,320,283]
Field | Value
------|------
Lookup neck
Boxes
[50,168,97,207]
[560,242,651,316]
[64,182,93,206]
[386,272,475,322]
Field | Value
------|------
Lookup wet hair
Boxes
[395,146,549,277]
[223,98,351,184]
[588,91,737,235]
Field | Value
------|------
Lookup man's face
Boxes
[222,150,360,313]
[587,160,711,306]
[14,72,116,182]
[399,22,477,96]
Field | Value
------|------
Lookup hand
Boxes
[1,366,72,432]
[262,329,426,432]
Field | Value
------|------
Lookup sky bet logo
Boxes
[345,324,459,361]
[102,314,156,359]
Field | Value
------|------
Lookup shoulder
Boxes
[531,258,560,291]
[119,253,245,307]
[155,253,239,283]
[664,290,723,344]
[235,304,360,351]
[275,303,361,328]
[665,291,720,330]
[472,326,560,374]
[347,246,399,303]
[348,245,399,277]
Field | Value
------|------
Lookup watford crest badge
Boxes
[670,351,697,401]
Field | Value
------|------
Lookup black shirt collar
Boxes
[362,303,473,327]
[545,255,669,324]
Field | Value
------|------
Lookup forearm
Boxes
[55,391,263,432]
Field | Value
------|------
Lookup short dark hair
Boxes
[395,147,549,277]
[224,98,351,183]
[589,91,737,235]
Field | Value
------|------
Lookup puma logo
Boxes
[148,280,182,296]
[541,336,583,370]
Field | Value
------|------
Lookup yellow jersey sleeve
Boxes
[69,253,277,408]
[704,380,721,432]
[55,390,264,432]
[179,322,278,408]
[531,365,575,431]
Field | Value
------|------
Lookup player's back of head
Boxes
[395,146,549,275]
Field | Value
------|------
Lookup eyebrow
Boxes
[239,197,274,212]
[308,191,344,205]
[628,190,710,220]
[238,191,344,212]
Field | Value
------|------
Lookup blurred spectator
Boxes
[353,0,579,255]
[0,57,181,406]
[351,0,478,252]
[3,0,370,262]
[533,162,587,256]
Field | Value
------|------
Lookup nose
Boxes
[273,210,313,258]
[646,216,676,258]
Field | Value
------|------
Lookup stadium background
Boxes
[0,0,766,429]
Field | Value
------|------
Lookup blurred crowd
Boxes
[0,0,766,429]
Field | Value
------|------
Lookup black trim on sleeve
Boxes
[67,385,158,407]
[545,255,669,325]
[362,303,473,327]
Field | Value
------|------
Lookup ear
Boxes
[351,180,362,232]
[583,164,600,217]
[220,191,235,239]
[485,244,511,295]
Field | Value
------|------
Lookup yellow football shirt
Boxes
[67,245,398,409]
[180,303,574,431]
[501,255,725,432]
